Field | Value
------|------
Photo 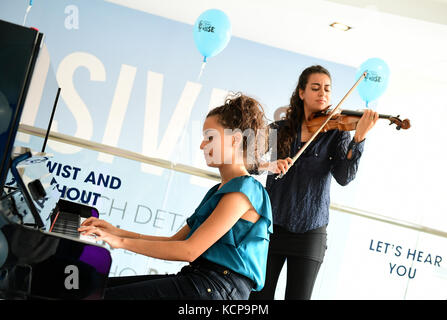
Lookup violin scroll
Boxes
[389,115,410,130]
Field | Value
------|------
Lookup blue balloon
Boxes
[193,9,231,62]
[356,58,390,106]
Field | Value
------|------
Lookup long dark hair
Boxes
[277,65,331,158]
[207,93,269,172]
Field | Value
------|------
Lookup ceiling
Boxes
[327,0,447,26]
[105,0,447,84]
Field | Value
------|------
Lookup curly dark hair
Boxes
[207,93,269,172]
[277,65,331,158]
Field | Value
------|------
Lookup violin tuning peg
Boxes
[396,126,401,130]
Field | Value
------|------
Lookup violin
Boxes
[276,72,408,180]
[305,109,411,134]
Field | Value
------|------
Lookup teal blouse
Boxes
[186,175,273,291]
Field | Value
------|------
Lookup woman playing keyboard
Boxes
[79,93,273,300]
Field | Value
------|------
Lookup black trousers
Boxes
[250,224,327,300]
[104,257,254,300]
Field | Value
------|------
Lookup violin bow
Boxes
[275,71,367,180]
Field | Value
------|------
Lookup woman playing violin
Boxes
[249,65,378,300]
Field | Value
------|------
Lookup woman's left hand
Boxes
[78,225,123,249]
[354,109,379,142]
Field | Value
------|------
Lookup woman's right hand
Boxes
[267,157,293,175]
[79,217,120,236]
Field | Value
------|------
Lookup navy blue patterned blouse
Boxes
[265,120,365,233]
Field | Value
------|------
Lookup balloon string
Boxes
[197,61,207,81]
[23,4,32,26]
